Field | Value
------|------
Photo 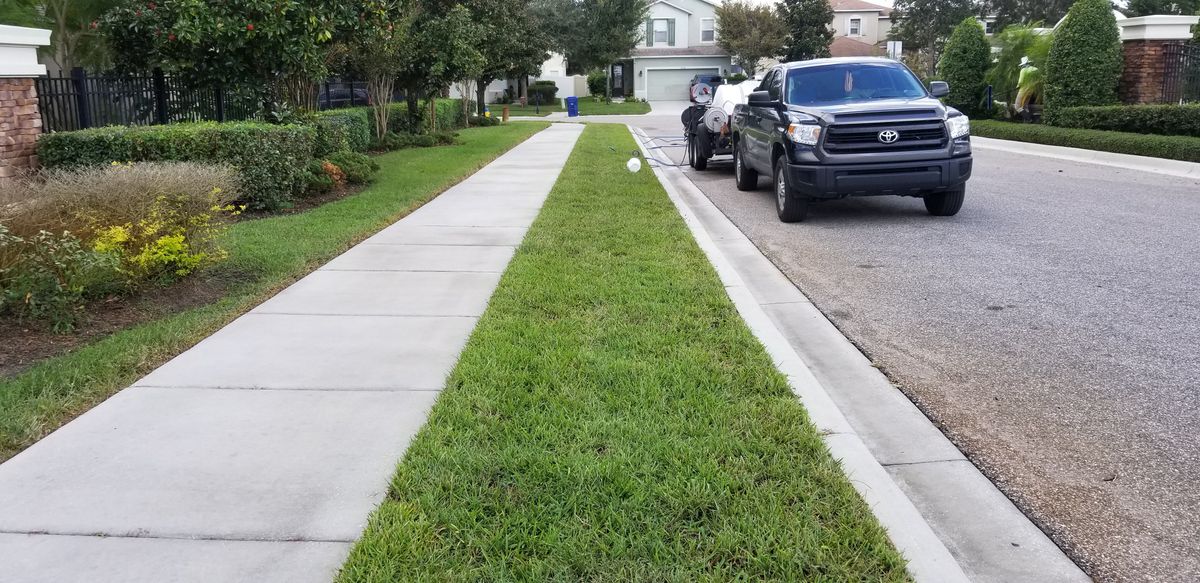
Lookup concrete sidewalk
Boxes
[0,123,584,582]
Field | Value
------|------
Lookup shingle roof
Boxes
[630,45,730,58]
[830,0,892,16]
[828,36,885,58]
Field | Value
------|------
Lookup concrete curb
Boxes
[629,126,970,583]
[972,136,1200,179]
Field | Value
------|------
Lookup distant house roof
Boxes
[831,0,892,17]
[630,45,730,58]
[829,36,885,58]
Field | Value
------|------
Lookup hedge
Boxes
[38,122,316,211]
[312,108,372,155]
[1045,104,1200,138]
[1043,0,1123,109]
[938,17,991,116]
[972,119,1200,163]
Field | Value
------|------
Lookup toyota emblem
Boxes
[877,129,899,144]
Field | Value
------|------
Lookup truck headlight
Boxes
[786,123,821,146]
[947,115,970,139]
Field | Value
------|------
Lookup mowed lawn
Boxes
[501,99,652,117]
[0,122,549,462]
[337,124,908,581]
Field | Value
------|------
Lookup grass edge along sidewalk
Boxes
[0,122,549,463]
[501,100,653,117]
[336,124,908,581]
[972,119,1200,163]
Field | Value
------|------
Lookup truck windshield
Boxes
[785,63,927,105]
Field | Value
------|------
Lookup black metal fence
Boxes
[36,68,374,133]
[1162,43,1200,104]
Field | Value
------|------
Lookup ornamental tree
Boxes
[1044,0,1122,109]
[344,0,414,141]
[777,0,833,62]
[716,0,787,75]
[937,17,991,116]
[102,0,357,112]
[890,0,974,78]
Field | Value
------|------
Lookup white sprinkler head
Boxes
[626,156,642,173]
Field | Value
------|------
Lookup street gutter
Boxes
[629,125,1092,583]
[972,136,1200,179]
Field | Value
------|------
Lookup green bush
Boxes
[0,227,120,332]
[469,114,500,127]
[38,122,314,211]
[972,119,1200,162]
[312,108,372,155]
[938,17,992,116]
[302,159,337,195]
[377,132,435,150]
[1044,0,1122,109]
[586,71,608,95]
[326,151,380,184]
[727,73,748,83]
[528,81,559,106]
[383,99,471,134]
[1045,104,1200,137]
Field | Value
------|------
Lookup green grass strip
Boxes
[337,124,908,581]
[973,119,1200,163]
[0,122,549,462]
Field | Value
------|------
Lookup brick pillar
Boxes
[0,77,42,179]
[1119,40,1176,104]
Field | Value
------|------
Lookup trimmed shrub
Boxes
[326,151,379,184]
[1044,0,1122,110]
[972,119,1200,162]
[0,227,120,332]
[587,71,608,95]
[528,81,559,106]
[377,132,435,150]
[727,73,749,83]
[38,122,314,211]
[383,99,471,134]
[302,159,337,195]
[312,108,372,155]
[470,115,500,127]
[938,17,991,116]
[1045,104,1200,137]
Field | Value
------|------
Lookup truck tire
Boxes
[734,141,758,191]
[924,185,966,216]
[774,158,808,223]
[690,134,708,170]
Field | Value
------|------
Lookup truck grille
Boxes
[823,120,947,154]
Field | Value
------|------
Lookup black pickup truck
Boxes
[731,57,973,222]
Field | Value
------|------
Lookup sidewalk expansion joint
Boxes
[0,529,355,544]
[881,458,969,468]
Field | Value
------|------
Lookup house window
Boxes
[848,18,861,36]
[701,18,715,43]
[653,19,669,44]
[984,20,996,35]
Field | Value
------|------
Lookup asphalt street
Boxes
[623,110,1200,582]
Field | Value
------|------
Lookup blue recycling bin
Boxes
[565,96,579,117]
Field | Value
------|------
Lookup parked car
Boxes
[318,84,371,109]
[730,57,973,222]
[689,74,723,104]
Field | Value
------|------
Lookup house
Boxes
[451,53,589,104]
[611,0,734,101]
[828,0,892,57]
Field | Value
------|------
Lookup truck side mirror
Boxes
[747,90,776,106]
[929,81,950,98]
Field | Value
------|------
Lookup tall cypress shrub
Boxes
[1044,0,1123,110]
[937,17,991,116]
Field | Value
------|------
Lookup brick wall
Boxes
[1119,40,1179,105]
[0,77,42,179]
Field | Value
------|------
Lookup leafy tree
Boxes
[1195,10,1200,43]
[416,5,484,131]
[1128,0,1199,17]
[102,0,356,113]
[1044,0,1122,109]
[978,0,1073,31]
[891,0,974,77]
[777,0,833,62]
[715,0,787,75]
[343,0,414,142]
[535,0,648,98]
[464,0,551,114]
[937,17,991,115]
[0,0,117,72]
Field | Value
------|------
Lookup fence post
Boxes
[214,84,226,122]
[70,66,92,129]
[323,81,330,109]
[152,67,169,124]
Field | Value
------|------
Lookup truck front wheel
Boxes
[734,141,758,191]
[923,185,966,216]
[774,159,808,223]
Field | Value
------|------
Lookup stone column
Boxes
[0,25,51,179]
[1117,15,1200,105]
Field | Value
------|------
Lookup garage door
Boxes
[648,68,719,101]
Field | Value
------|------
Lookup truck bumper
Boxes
[786,155,973,199]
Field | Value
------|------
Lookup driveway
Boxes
[625,110,1200,582]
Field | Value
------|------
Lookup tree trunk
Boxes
[605,64,612,100]
[476,79,487,116]
[927,38,937,79]
[429,97,436,133]
[367,76,394,142]
[406,92,419,132]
